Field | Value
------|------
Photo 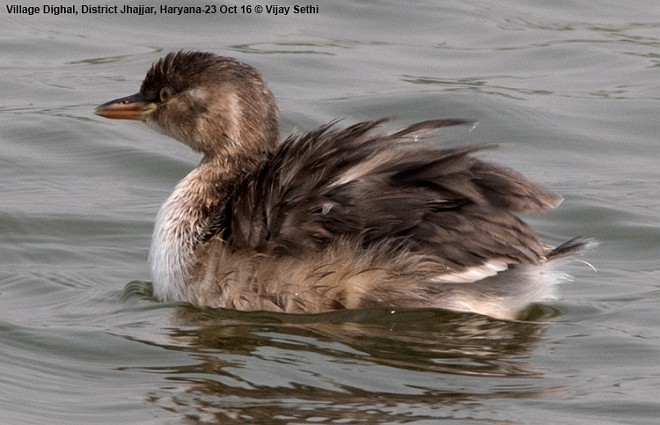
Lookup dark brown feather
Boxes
[226,119,561,272]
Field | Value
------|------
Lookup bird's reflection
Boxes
[125,292,564,424]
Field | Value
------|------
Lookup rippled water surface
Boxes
[2,1,659,423]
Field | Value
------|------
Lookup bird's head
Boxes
[95,51,279,160]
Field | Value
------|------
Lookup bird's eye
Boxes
[159,86,173,102]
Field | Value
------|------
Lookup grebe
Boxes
[95,51,584,319]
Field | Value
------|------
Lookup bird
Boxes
[95,51,585,320]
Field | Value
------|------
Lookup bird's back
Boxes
[226,119,560,269]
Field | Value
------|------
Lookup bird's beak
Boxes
[94,93,157,121]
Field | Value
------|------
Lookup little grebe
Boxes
[95,51,584,319]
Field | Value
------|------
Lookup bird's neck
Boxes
[148,155,257,301]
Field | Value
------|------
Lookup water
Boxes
[2,0,659,423]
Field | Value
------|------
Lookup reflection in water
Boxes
[121,284,563,423]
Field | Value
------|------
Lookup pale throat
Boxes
[148,160,235,302]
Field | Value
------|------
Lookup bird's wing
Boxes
[226,119,562,272]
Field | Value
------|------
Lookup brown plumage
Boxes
[95,51,584,319]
